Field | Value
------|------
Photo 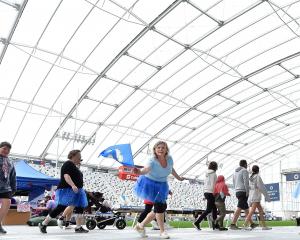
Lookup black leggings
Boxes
[138,204,153,223]
[195,193,217,224]
[138,203,167,223]
[49,205,84,218]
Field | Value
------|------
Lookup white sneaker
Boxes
[160,232,170,239]
[151,220,160,230]
[262,226,272,230]
[134,224,148,238]
[57,218,64,229]
[64,225,72,230]
[243,226,252,231]
[164,223,172,230]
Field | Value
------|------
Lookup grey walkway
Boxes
[0,225,299,240]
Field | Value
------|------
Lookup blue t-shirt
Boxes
[145,156,173,182]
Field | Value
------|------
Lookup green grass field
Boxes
[127,220,296,228]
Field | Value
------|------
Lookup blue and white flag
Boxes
[99,144,134,167]
[293,182,300,199]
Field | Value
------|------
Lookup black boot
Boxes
[0,225,7,234]
[193,222,201,230]
[219,227,228,231]
[75,226,89,233]
[39,223,47,234]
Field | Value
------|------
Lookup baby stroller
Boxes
[85,211,126,230]
[85,192,126,230]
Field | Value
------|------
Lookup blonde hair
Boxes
[152,141,169,159]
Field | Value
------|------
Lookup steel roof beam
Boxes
[40,0,184,158]
[182,107,300,175]
[225,138,300,181]
[0,0,20,9]
[0,0,28,64]
[133,50,300,163]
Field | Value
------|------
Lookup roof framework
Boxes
[1,0,300,178]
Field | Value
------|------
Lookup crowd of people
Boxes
[0,140,272,239]
[192,159,271,233]
[133,142,272,239]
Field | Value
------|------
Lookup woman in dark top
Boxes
[39,150,88,234]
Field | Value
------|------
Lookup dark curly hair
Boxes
[0,141,12,150]
[239,159,247,168]
[251,165,259,178]
[208,161,218,171]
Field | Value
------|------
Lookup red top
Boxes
[144,199,154,205]
[214,175,230,196]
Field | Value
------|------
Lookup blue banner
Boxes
[286,173,300,181]
[99,144,134,167]
[265,183,280,201]
[293,182,300,199]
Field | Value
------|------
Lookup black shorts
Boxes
[236,191,249,210]
[154,202,167,213]
[0,191,12,199]
[74,207,84,214]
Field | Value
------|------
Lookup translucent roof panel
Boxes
[1,0,300,180]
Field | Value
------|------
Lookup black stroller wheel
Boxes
[97,223,106,229]
[115,219,126,230]
[86,219,97,230]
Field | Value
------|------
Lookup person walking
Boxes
[133,141,185,239]
[230,160,258,230]
[193,161,218,230]
[39,150,88,234]
[244,165,272,230]
[0,142,16,234]
[214,175,230,231]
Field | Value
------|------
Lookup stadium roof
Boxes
[1,0,300,178]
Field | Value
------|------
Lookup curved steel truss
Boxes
[1,0,300,179]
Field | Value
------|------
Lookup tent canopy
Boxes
[15,160,59,200]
